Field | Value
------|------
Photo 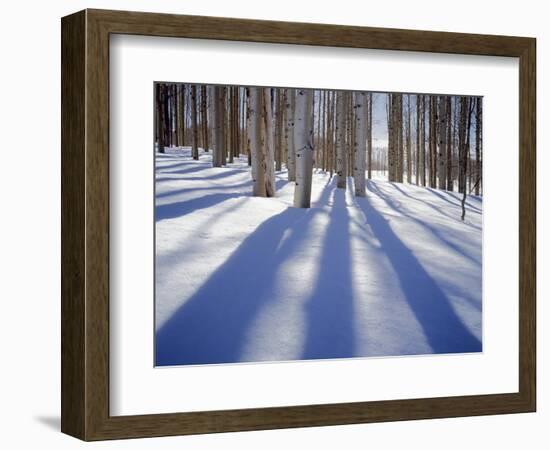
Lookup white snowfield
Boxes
[155,148,482,367]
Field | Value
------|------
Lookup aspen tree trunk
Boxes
[420,95,426,186]
[351,94,355,177]
[246,88,252,166]
[437,95,447,189]
[191,85,199,160]
[166,85,172,147]
[281,89,289,171]
[227,88,234,164]
[233,87,240,159]
[397,94,404,183]
[274,89,283,171]
[163,85,170,148]
[241,88,247,157]
[451,99,459,190]
[172,85,177,146]
[155,83,160,144]
[285,89,297,181]
[234,87,240,158]
[353,92,367,196]
[429,96,437,187]
[212,86,224,167]
[182,85,189,147]
[279,90,287,171]
[320,91,323,167]
[461,98,474,220]
[173,84,179,146]
[330,93,335,175]
[428,96,433,187]
[458,97,471,193]
[248,87,266,196]
[427,96,435,187]
[415,94,421,185]
[323,90,328,171]
[263,88,276,197]
[293,88,314,208]
[367,92,373,180]
[170,84,176,147]
[458,96,468,194]
[468,102,474,193]
[333,91,339,174]
[335,91,347,188]
[326,91,334,177]
[446,97,453,191]
[221,87,227,166]
[200,85,208,151]
[156,84,165,153]
[475,97,482,195]
[387,94,394,181]
[350,93,355,177]
[207,85,215,157]
[174,85,180,147]
[406,94,412,183]
[182,86,187,146]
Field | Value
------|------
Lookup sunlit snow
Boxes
[155,147,482,366]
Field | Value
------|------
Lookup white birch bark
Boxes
[437,95,447,189]
[335,91,347,188]
[248,87,266,196]
[263,88,276,197]
[367,93,373,180]
[285,89,296,181]
[209,85,222,167]
[211,86,224,167]
[191,85,199,160]
[406,94,412,183]
[353,92,367,196]
[293,88,314,208]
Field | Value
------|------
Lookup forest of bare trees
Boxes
[155,83,483,214]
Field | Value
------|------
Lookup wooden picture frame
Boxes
[61,8,536,441]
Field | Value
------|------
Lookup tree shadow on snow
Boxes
[300,187,356,360]
[426,187,483,214]
[155,181,338,366]
[157,167,244,180]
[355,185,481,354]
[389,183,482,229]
[156,179,292,221]
[155,193,244,222]
[366,181,480,266]
[156,162,209,174]
[156,181,251,200]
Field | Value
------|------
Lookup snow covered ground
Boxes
[155,148,482,366]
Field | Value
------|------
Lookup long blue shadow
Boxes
[301,187,355,360]
[155,182,334,366]
[275,179,291,190]
[155,193,243,222]
[155,207,306,366]
[156,162,209,175]
[156,182,251,200]
[389,183,481,230]
[158,167,244,179]
[367,181,480,266]
[355,189,481,354]
[156,180,291,220]
[426,188,483,213]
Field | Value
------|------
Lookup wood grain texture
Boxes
[61,10,86,439]
[61,8,536,441]
[518,39,536,409]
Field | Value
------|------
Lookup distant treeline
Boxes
[155,83,482,207]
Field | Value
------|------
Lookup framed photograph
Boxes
[61,9,536,440]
